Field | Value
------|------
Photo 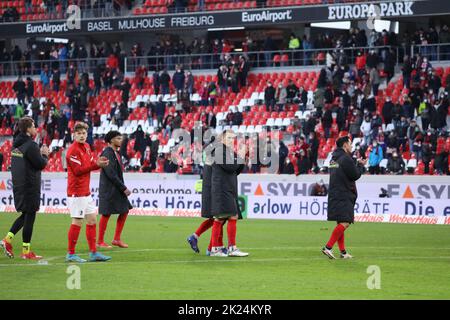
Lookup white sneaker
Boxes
[227,246,249,257]
[340,252,353,259]
[321,247,336,259]
[209,247,228,257]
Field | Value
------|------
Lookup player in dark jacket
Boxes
[322,135,366,260]
[187,136,227,255]
[1,117,49,260]
[209,130,248,257]
[97,131,132,249]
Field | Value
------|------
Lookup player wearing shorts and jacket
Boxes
[65,122,111,263]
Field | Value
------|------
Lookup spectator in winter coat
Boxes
[275,84,287,111]
[368,140,383,174]
[296,149,311,175]
[286,80,299,103]
[264,82,276,111]
[13,76,26,106]
[369,67,381,96]
[40,66,51,94]
[172,67,185,92]
[26,77,34,103]
[382,96,394,124]
[355,51,366,78]
[160,70,171,95]
[387,151,405,175]
[360,115,372,146]
[185,71,194,94]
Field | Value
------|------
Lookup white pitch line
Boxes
[13,245,450,264]
[0,255,450,268]
[1,246,450,267]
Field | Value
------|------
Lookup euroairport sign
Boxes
[1,0,449,37]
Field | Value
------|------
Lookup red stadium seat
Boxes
[272,55,281,66]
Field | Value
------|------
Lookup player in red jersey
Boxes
[65,122,111,263]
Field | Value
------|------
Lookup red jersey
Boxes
[66,142,99,197]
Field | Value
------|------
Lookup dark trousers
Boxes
[372,84,379,96]
[9,211,37,243]
[369,165,380,175]
[265,99,276,111]
[17,94,25,106]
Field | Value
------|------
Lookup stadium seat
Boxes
[272,55,281,66]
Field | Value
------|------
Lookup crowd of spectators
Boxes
[0,26,449,175]
[2,25,450,78]
[263,46,449,175]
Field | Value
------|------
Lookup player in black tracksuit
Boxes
[0,117,48,260]
[322,136,366,259]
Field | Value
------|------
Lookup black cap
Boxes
[105,130,121,143]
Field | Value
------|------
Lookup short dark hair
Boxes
[17,116,34,134]
[105,130,121,143]
[336,136,350,148]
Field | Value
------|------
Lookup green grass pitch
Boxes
[0,212,449,300]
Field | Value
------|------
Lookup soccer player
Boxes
[322,135,366,259]
[65,122,111,263]
[187,153,226,256]
[209,130,248,257]
[0,117,49,260]
[97,131,132,249]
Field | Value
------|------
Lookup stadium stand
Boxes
[0,59,449,174]
[0,25,449,175]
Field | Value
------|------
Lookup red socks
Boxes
[211,220,223,248]
[227,219,237,247]
[337,232,345,252]
[98,213,128,243]
[326,224,346,249]
[114,213,128,241]
[86,224,97,253]
[67,224,81,255]
[195,219,214,238]
[98,215,110,244]
[218,221,224,247]
[208,220,225,251]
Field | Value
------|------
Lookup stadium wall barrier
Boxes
[1,0,450,38]
[0,173,449,225]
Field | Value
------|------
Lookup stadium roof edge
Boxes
[2,0,450,39]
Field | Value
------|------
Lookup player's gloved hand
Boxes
[124,188,131,196]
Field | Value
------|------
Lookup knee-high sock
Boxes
[86,224,97,253]
[98,215,110,243]
[227,219,237,247]
[114,213,128,241]
[219,221,225,247]
[337,232,345,252]
[326,224,346,249]
[68,224,81,255]
[194,218,214,238]
[211,220,223,248]
[208,220,226,251]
